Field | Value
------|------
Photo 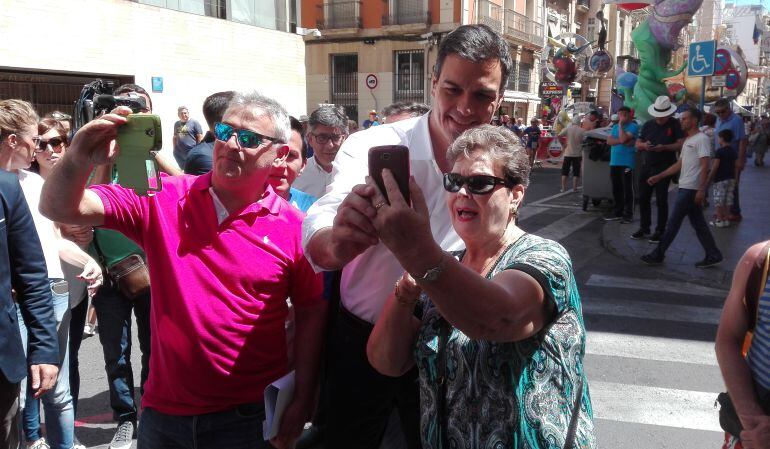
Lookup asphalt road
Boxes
[71,163,727,449]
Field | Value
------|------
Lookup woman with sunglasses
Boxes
[366,125,595,449]
[0,101,101,449]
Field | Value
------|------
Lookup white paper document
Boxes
[263,370,296,440]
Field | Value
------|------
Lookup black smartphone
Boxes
[368,145,410,204]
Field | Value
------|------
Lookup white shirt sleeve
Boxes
[696,134,712,159]
[301,131,372,272]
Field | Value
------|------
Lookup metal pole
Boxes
[700,77,706,112]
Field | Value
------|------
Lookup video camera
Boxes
[72,79,162,196]
[73,80,147,132]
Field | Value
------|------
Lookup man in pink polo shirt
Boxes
[39,92,326,449]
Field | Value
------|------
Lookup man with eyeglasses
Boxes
[39,91,326,449]
[292,105,349,198]
[712,99,747,222]
[303,24,511,449]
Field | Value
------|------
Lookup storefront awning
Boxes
[503,91,542,103]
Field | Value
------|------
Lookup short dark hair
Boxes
[714,98,730,109]
[381,101,430,120]
[686,107,702,123]
[308,105,349,135]
[289,116,309,160]
[433,24,512,94]
[617,106,631,114]
[114,83,153,111]
[703,113,717,127]
[718,128,734,143]
[202,91,235,131]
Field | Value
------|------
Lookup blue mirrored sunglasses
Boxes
[214,122,280,148]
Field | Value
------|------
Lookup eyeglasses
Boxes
[35,136,65,153]
[714,109,729,116]
[443,173,515,195]
[310,132,346,145]
[214,122,280,149]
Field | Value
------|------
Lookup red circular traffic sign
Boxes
[714,49,732,76]
[365,74,378,89]
[725,69,740,90]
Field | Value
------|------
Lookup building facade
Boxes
[301,0,546,125]
[0,0,307,160]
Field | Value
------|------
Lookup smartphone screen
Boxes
[368,145,410,204]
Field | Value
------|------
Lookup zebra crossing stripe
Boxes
[586,331,718,366]
[582,297,721,325]
[534,212,597,241]
[585,274,728,298]
[590,381,722,432]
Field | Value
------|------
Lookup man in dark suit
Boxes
[0,169,59,449]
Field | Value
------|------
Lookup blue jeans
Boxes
[137,406,274,449]
[68,294,88,416]
[92,283,151,424]
[654,188,722,259]
[17,280,74,449]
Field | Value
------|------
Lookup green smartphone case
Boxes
[116,114,163,196]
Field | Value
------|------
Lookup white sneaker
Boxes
[27,438,50,449]
[109,421,134,449]
[83,323,96,339]
[73,435,87,449]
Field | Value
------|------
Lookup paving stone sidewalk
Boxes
[602,161,770,290]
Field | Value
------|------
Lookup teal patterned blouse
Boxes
[413,234,596,449]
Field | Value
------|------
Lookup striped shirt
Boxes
[747,279,770,390]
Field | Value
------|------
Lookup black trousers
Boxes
[610,165,634,219]
[323,306,421,449]
[0,371,19,449]
[637,164,672,234]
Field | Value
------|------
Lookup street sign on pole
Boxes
[365,74,378,90]
[688,40,716,77]
[712,75,726,88]
[689,40,716,112]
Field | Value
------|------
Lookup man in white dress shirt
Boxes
[302,24,513,448]
[292,105,349,198]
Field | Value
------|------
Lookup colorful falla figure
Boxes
[620,0,703,122]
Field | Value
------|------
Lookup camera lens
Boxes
[381,153,391,160]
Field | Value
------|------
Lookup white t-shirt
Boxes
[678,132,712,190]
[292,156,333,199]
[17,170,64,279]
[302,114,464,324]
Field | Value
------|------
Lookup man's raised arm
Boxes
[40,110,131,225]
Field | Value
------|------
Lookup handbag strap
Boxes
[91,233,109,270]
[745,241,770,332]
[437,319,450,449]
[564,375,584,449]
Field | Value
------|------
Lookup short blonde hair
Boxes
[0,100,39,142]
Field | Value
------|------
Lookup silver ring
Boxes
[374,201,387,210]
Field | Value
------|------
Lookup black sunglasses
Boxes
[35,136,65,153]
[443,173,515,195]
[214,122,281,149]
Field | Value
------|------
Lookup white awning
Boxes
[503,91,541,103]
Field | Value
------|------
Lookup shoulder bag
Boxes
[716,242,770,436]
[93,238,150,300]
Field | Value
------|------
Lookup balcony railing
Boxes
[477,0,544,47]
[317,1,362,29]
[382,0,430,25]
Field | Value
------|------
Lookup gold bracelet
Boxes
[394,281,420,307]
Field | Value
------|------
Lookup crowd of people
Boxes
[0,24,596,449]
[0,21,768,449]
